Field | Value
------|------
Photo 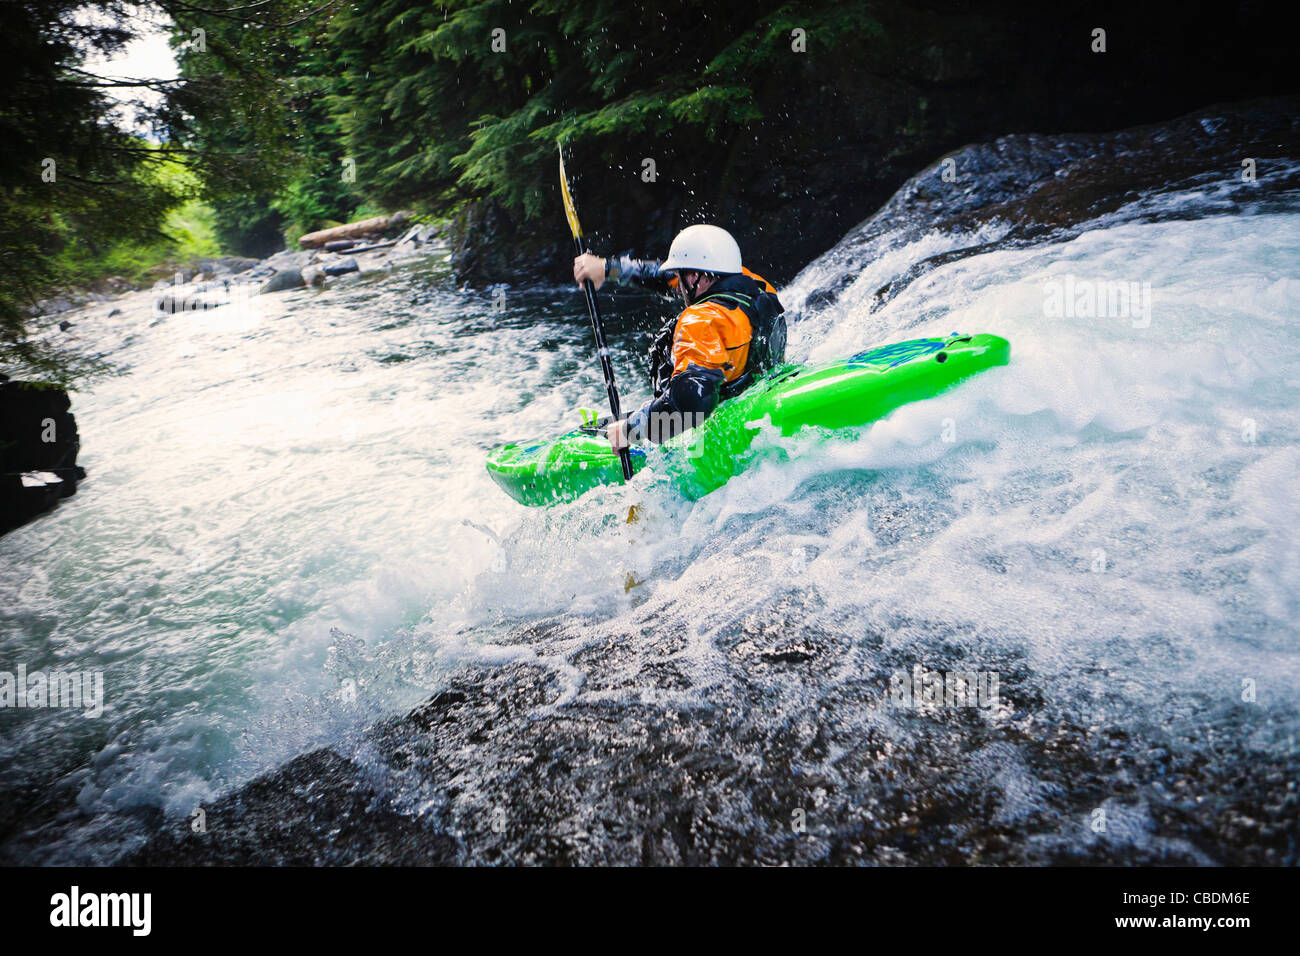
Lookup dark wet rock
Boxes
[799,96,1300,313]
[131,606,1298,866]
[1,380,85,536]
[132,750,455,866]
[396,223,443,249]
[759,641,821,664]
[322,256,359,277]
[258,268,306,294]
[450,200,539,286]
[324,239,357,253]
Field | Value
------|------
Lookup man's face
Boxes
[676,270,716,305]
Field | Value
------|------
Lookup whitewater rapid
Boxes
[1,176,1297,862]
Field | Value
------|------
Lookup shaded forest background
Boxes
[2,0,1295,383]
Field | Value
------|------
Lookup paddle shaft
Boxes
[570,239,634,481]
[558,146,633,481]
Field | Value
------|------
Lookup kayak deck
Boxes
[485,430,651,506]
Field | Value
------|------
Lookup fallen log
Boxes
[298,212,411,249]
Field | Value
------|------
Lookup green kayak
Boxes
[486,332,1010,507]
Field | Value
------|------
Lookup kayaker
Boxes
[572,224,786,450]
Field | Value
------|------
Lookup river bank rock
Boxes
[142,225,447,302]
[322,257,359,277]
[30,297,74,317]
[262,249,313,272]
[258,268,306,295]
[100,276,132,293]
[0,380,86,536]
[33,220,439,317]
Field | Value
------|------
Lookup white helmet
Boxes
[660,224,742,275]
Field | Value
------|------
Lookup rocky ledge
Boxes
[130,613,1297,866]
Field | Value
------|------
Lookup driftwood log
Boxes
[298,212,411,249]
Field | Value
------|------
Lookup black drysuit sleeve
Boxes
[605,254,676,298]
[625,365,724,444]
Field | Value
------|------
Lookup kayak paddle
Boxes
[558,144,634,482]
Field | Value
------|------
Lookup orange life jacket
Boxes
[670,268,776,384]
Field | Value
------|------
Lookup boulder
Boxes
[258,268,306,294]
[263,249,313,271]
[1,380,86,536]
[322,257,359,277]
[32,297,73,316]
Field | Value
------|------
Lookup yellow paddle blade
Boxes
[558,146,583,241]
